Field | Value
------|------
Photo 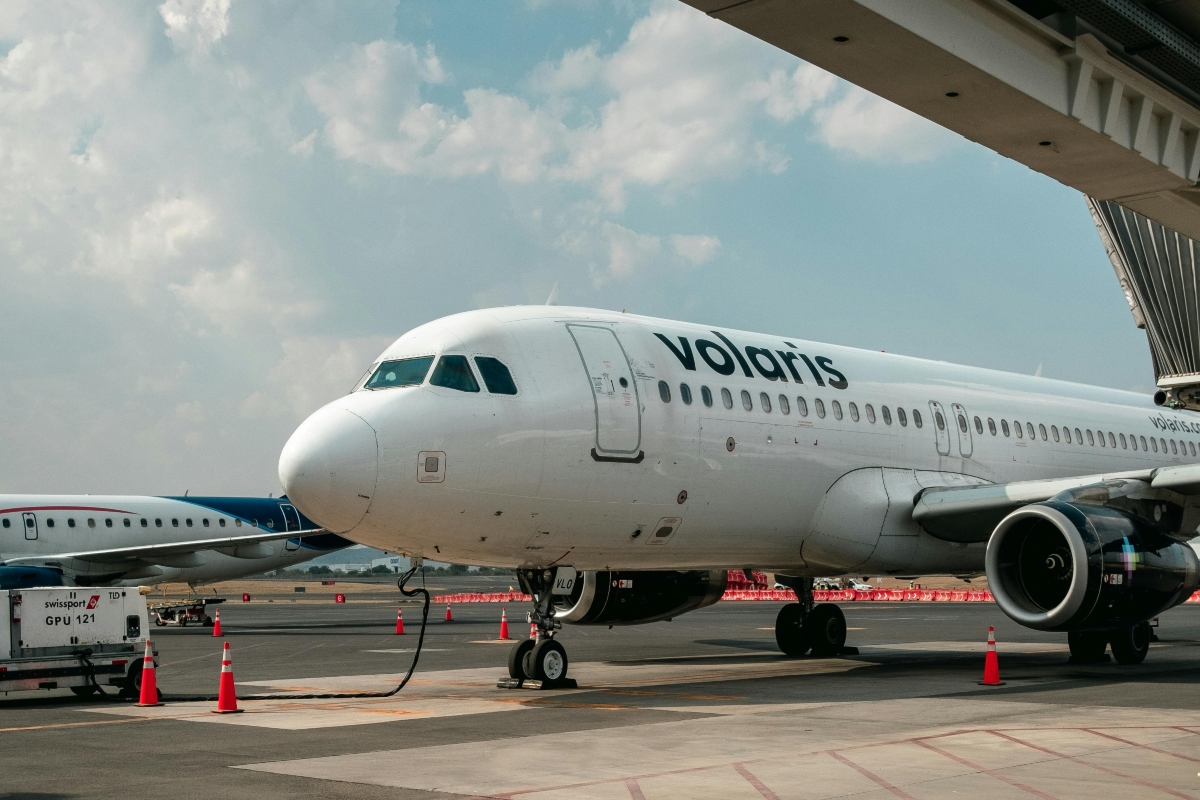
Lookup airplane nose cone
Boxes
[279,405,378,534]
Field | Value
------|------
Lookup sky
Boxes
[0,0,1154,495]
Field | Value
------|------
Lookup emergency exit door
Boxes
[567,324,642,458]
[928,401,951,456]
[280,503,301,550]
[22,512,38,540]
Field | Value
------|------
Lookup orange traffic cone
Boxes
[445,604,453,622]
[395,606,405,635]
[980,626,1005,686]
[135,640,161,707]
[213,641,243,713]
[530,621,538,641]
[499,608,510,640]
[212,608,222,637]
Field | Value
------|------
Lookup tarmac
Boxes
[4,586,1200,799]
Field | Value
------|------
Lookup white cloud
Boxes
[603,221,661,282]
[240,335,392,421]
[757,64,838,122]
[168,260,318,335]
[670,233,721,265]
[813,86,960,163]
[159,0,232,54]
[83,197,215,288]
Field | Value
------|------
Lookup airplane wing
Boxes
[1,528,326,565]
[911,465,1200,543]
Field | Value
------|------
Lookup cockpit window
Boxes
[364,357,434,390]
[474,357,518,395]
[430,355,480,392]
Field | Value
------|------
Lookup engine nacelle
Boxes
[554,570,727,625]
[986,501,1200,631]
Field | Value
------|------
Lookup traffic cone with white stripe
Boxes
[135,640,161,707]
[213,641,243,713]
[395,606,405,635]
[445,603,453,622]
[979,626,1005,686]
[211,607,222,637]
[499,608,510,640]
[530,621,538,641]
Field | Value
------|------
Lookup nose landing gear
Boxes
[498,568,578,689]
[773,577,853,658]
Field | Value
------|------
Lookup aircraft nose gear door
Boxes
[951,403,973,458]
[567,324,643,460]
[928,401,951,456]
[22,512,37,540]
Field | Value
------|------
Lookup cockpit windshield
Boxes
[363,356,434,390]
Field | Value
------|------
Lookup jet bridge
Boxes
[684,0,1200,240]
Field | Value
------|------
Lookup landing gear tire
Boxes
[1110,621,1151,665]
[530,639,569,683]
[806,603,847,658]
[508,639,536,680]
[1067,630,1108,663]
[775,604,811,657]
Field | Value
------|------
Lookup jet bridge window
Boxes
[658,381,671,402]
[474,357,518,395]
[364,356,435,390]
[431,355,480,393]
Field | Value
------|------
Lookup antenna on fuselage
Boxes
[545,282,560,306]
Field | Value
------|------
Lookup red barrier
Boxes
[431,588,1000,603]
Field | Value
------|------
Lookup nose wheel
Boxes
[499,568,577,689]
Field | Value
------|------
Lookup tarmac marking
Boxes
[826,750,918,799]
[0,716,164,733]
[731,763,781,800]
[1081,728,1200,763]
[912,737,1060,800]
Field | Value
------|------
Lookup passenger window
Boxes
[1038,424,1047,441]
[832,400,843,420]
[88,518,95,528]
[1064,427,1072,444]
[815,398,826,418]
[155,519,162,527]
[1097,431,1105,447]
[0,519,7,528]
[741,390,753,411]
[1086,430,1094,445]
[140,519,148,527]
[1051,425,1059,442]
[474,357,519,395]
[430,355,480,392]
[124,518,132,527]
[186,518,193,527]
[267,519,275,528]
[658,381,671,402]
[680,383,692,405]
[760,392,771,412]
[1160,437,1167,453]
[1129,434,1137,450]
[1172,439,1179,454]
[1015,422,1023,439]
[235,519,242,527]
[203,518,210,527]
[172,519,179,527]
[935,411,945,431]
[701,386,713,407]
[365,356,435,390]
[779,395,790,414]
[987,418,996,435]
[1191,441,1197,457]
[105,518,112,528]
[1108,432,1116,448]
[46,518,54,528]
[866,404,876,423]
[957,414,967,433]
[898,407,907,426]
[1119,433,1127,449]
[1076,428,1083,444]
[797,396,809,417]
[219,518,226,527]
[1001,419,1009,436]
[1026,422,1035,439]
[1151,436,1158,452]
[974,416,983,434]
[68,518,76,528]
[721,388,733,409]
[913,409,923,428]
[848,402,859,422]
[882,405,892,425]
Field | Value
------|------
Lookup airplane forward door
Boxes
[568,324,642,460]
[928,401,951,456]
[280,503,301,551]
[22,512,38,540]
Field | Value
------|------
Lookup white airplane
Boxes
[278,305,1200,685]
[0,495,350,587]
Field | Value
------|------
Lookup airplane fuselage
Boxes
[279,306,1200,577]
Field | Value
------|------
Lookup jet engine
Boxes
[986,501,1200,632]
[554,570,727,625]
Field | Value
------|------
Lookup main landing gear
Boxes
[1068,621,1151,665]
[499,568,578,689]
[774,577,852,658]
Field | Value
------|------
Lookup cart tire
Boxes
[122,658,144,697]
[204,616,214,628]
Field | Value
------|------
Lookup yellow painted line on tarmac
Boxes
[0,716,165,733]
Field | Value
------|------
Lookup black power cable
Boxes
[85,565,431,704]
